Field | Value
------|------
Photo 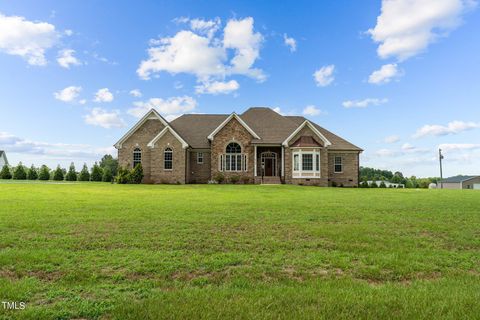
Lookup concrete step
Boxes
[259,176,282,184]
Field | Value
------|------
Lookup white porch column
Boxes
[281,146,284,177]
[254,145,257,176]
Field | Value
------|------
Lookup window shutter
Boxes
[219,154,223,171]
[244,154,248,172]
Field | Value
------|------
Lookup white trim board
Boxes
[207,113,260,140]
[282,120,332,147]
[114,109,169,149]
[147,126,189,149]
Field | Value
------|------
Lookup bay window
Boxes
[292,149,321,178]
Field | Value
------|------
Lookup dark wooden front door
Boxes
[264,158,273,176]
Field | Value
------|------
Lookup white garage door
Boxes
[474,184,480,190]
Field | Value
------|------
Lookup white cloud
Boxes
[129,89,142,98]
[272,107,283,115]
[57,49,81,68]
[376,148,397,157]
[64,29,73,36]
[0,131,115,161]
[401,143,429,153]
[283,34,296,52]
[313,65,335,87]
[94,88,114,103]
[342,98,388,108]
[79,99,87,105]
[137,17,265,86]
[0,13,58,65]
[368,0,476,61]
[190,17,221,39]
[54,86,82,103]
[84,108,125,129]
[439,143,480,152]
[384,135,400,143]
[302,105,324,116]
[128,96,197,118]
[413,120,480,138]
[195,80,239,95]
[165,114,182,122]
[368,63,401,84]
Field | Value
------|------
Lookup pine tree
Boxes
[38,165,50,180]
[78,163,90,181]
[53,165,64,181]
[0,165,12,179]
[27,165,38,180]
[13,162,27,180]
[379,181,387,188]
[102,167,113,182]
[129,163,144,184]
[65,163,77,181]
[91,162,103,182]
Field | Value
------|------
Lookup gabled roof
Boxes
[114,109,170,149]
[282,120,332,147]
[241,107,298,144]
[207,113,260,140]
[170,114,228,148]
[441,175,479,183]
[0,150,7,165]
[147,126,189,149]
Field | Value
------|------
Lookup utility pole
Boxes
[439,149,444,189]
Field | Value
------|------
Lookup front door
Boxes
[265,158,273,176]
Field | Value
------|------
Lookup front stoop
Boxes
[255,176,282,184]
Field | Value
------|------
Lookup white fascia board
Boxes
[282,120,332,147]
[207,113,260,140]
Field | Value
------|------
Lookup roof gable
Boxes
[114,109,170,149]
[207,113,260,140]
[283,120,332,147]
[147,126,189,149]
[441,175,478,183]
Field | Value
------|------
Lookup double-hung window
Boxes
[197,152,204,164]
[334,156,342,173]
[133,148,141,168]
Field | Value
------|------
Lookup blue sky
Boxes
[0,0,479,177]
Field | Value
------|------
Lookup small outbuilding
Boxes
[440,175,480,190]
[0,150,8,167]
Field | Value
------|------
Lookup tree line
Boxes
[0,155,142,184]
[360,166,439,188]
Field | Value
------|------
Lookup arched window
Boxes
[225,142,243,171]
[133,148,141,168]
[164,147,173,170]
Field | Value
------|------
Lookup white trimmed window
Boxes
[334,156,342,173]
[219,142,247,172]
[292,149,321,178]
[133,148,141,168]
[197,152,204,164]
[164,147,173,170]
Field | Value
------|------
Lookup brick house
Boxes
[115,107,362,186]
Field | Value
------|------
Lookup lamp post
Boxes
[439,149,444,189]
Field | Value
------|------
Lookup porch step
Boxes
[259,176,282,184]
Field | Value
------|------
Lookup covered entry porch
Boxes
[253,145,284,184]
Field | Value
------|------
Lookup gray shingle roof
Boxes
[441,175,478,183]
[168,107,362,151]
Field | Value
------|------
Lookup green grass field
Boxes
[0,182,479,319]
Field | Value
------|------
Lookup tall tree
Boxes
[100,154,118,176]
[27,165,38,180]
[65,163,78,181]
[91,162,103,182]
[53,165,64,181]
[78,163,90,181]
[13,162,27,180]
[102,166,113,182]
[38,165,50,180]
[0,165,12,179]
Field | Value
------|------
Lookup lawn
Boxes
[0,182,479,319]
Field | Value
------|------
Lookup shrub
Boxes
[27,165,38,180]
[115,167,130,184]
[13,163,27,180]
[241,176,251,184]
[65,163,77,181]
[379,181,387,188]
[53,165,64,181]
[388,184,393,188]
[360,181,369,188]
[0,165,12,179]
[78,164,90,181]
[213,172,225,184]
[129,164,144,184]
[370,181,378,188]
[229,175,240,184]
[38,165,50,181]
[331,181,337,187]
[102,167,113,182]
[91,162,103,182]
